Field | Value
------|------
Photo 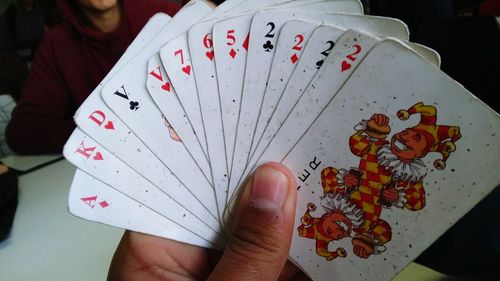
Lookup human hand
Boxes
[0,164,8,175]
[107,162,310,281]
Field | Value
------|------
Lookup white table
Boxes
[0,159,446,281]
[0,160,123,281]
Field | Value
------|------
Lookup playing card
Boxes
[74,6,219,220]
[202,0,249,20]
[100,0,222,215]
[216,4,357,197]
[68,170,214,248]
[212,13,252,183]
[217,0,316,16]
[246,30,380,180]
[249,25,440,168]
[146,54,189,147]
[66,0,280,247]
[249,21,345,176]
[63,3,493,273]
[186,1,327,218]
[228,8,408,203]
[159,34,210,161]
[242,12,421,193]
[245,30,443,192]
[68,13,190,239]
[266,39,499,281]
[188,18,235,218]
[229,39,443,224]
[404,42,441,67]
[272,0,363,13]
[146,53,212,181]
[63,128,225,247]
[74,96,220,224]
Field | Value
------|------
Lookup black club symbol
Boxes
[263,40,274,52]
[129,101,140,111]
[315,59,324,69]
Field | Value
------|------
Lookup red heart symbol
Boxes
[104,121,114,130]
[161,82,171,92]
[341,61,351,72]
[205,51,214,61]
[182,65,191,75]
[93,152,103,161]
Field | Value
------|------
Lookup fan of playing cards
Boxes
[63,0,500,280]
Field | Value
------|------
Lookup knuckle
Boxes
[228,217,286,263]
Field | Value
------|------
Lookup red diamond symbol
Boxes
[99,201,109,208]
[242,33,250,51]
[290,54,299,64]
[229,48,237,59]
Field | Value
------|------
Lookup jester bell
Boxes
[390,102,462,171]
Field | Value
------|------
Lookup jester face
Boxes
[319,211,353,240]
[390,128,429,162]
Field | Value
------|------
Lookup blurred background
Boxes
[1,0,498,279]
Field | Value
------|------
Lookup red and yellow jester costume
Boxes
[321,102,461,253]
[321,164,398,249]
[297,202,349,261]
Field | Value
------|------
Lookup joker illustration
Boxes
[298,192,364,261]
[300,102,461,260]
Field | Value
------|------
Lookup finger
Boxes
[0,164,8,175]
[206,0,217,8]
[208,162,297,281]
[278,261,312,281]
[207,249,222,270]
[290,274,313,281]
[108,231,210,281]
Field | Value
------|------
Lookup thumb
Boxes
[208,162,297,281]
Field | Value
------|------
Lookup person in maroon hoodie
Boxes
[5,0,181,154]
